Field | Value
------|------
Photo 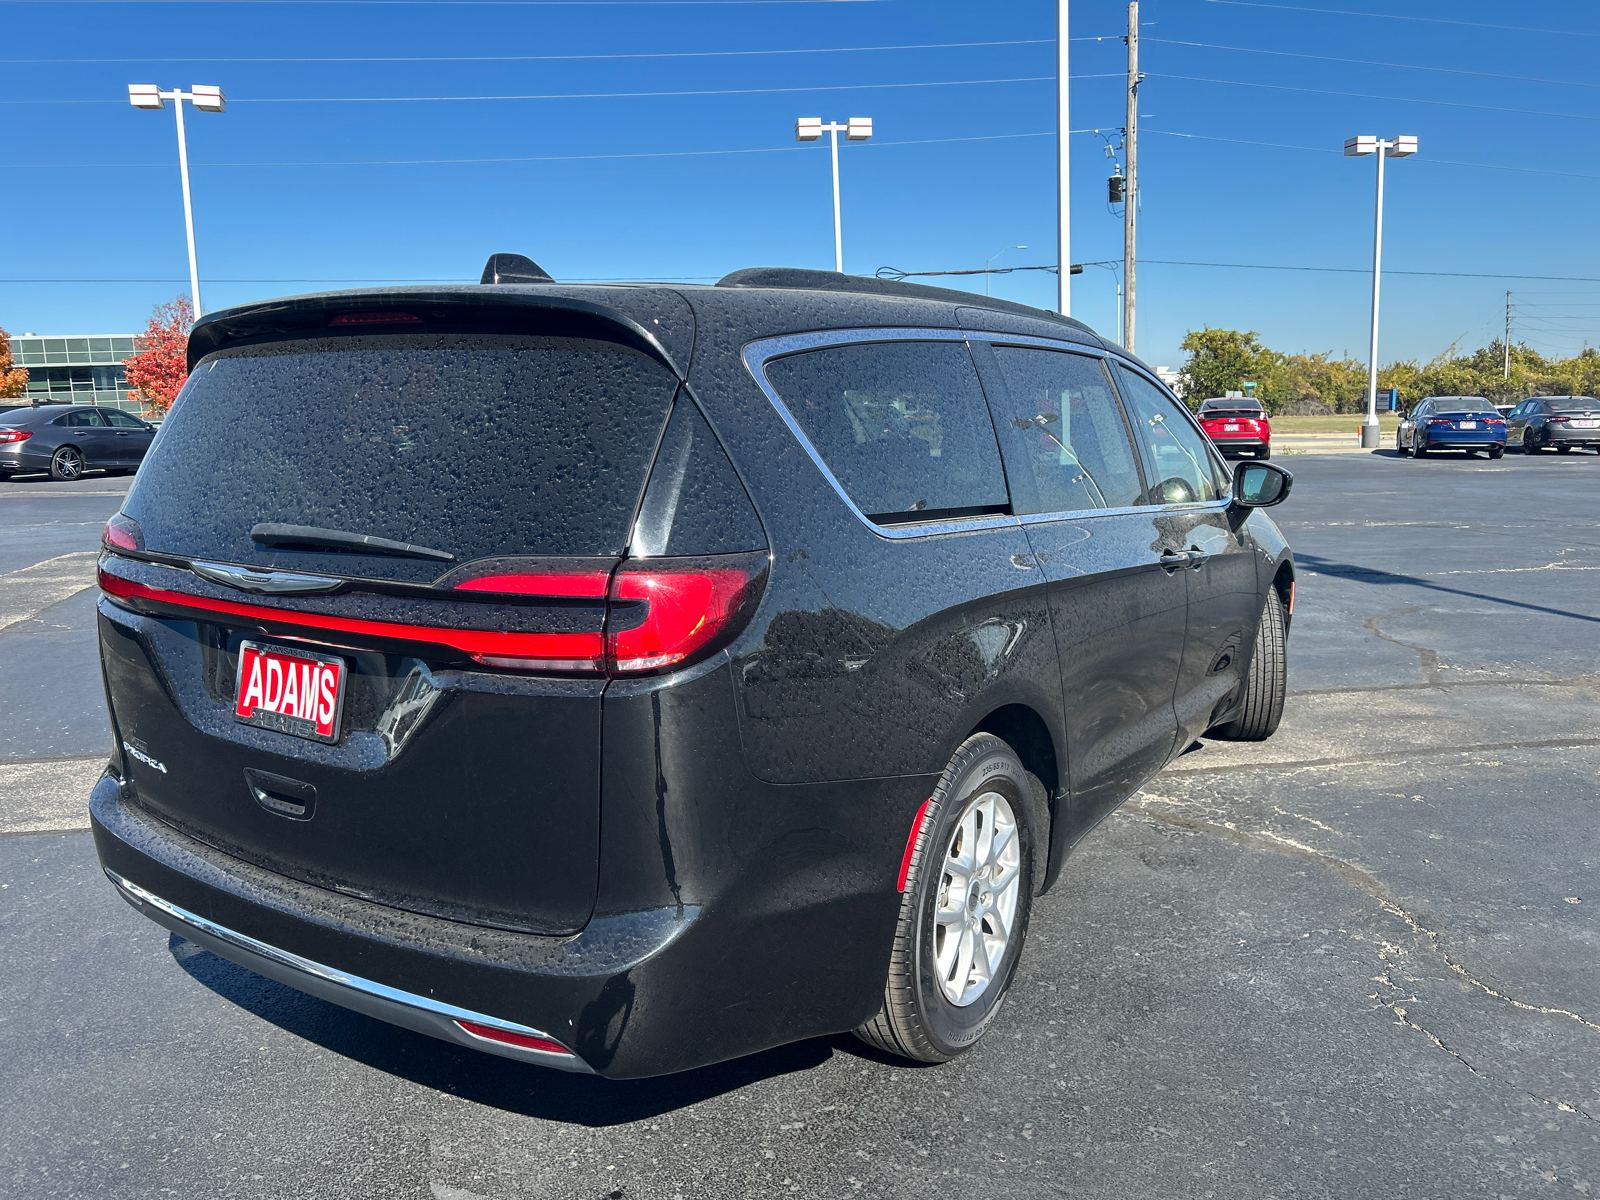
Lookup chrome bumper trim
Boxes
[106,868,593,1073]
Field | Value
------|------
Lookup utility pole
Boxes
[1504,291,1511,378]
[1123,2,1139,353]
[1057,0,1071,316]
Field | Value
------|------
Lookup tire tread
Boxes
[1210,586,1287,741]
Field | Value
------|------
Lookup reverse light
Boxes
[0,430,33,444]
[453,1019,575,1057]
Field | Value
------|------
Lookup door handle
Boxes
[1185,549,1210,569]
[1159,552,1190,572]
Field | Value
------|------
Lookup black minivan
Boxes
[91,260,1295,1078]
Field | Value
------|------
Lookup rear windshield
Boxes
[1430,399,1493,413]
[1550,398,1600,412]
[123,333,679,582]
[1203,408,1262,419]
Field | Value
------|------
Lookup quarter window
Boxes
[762,341,1009,522]
[984,347,1145,513]
[1113,366,1225,504]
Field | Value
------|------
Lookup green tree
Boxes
[1176,328,1271,408]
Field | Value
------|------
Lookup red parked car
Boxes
[1197,398,1271,459]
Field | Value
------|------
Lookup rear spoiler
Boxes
[186,289,687,379]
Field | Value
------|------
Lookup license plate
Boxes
[1458,421,1476,429]
[234,640,347,743]
[1574,419,1598,428]
[1224,424,1241,431]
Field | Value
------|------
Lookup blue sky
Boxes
[7,0,1600,371]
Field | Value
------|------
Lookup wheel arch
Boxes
[969,702,1059,896]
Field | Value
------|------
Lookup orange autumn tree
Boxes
[123,295,194,416]
[0,326,28,399]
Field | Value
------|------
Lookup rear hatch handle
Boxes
[244,768,318,821]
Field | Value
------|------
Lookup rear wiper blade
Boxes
[249,523,456,562]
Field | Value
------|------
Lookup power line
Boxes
[28,130,1084,169]
[2,37,1064,65]
[1148,38,1600,91]
[1151,72,1600,124]
[1202,0,1600,38]
[1144,128,1600,183]
[1141,260,1600,284]
[1,73,1109,105]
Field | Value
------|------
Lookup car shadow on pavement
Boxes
[172,934,847,1124]
[1295,552,1600,625]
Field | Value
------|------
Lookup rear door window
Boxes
[123,332,680,583]
[1113,365,1227,504]
[982,346,1145,513]
[761,340,1009,523]
[102,410,148,428]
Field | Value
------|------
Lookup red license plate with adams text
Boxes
[234,641,348,743]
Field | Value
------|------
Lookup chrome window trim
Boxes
[742,328,1019,541]
[743,327,1235,539]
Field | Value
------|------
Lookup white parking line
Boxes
[0,552,100,634]
[0,755,105,834]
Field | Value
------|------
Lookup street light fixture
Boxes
[130,83,226,316]
[985,245,1026,297]
[795,116,872,273]
[1345,133,1417,448]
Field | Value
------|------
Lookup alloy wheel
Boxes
[933,789,1022,1007]
[52,448,83,480]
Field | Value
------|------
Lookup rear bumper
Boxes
[105,865,594,1073]
[1420,431,1505,449]
[1208,436,1267,452]
[1548,431,1600,447]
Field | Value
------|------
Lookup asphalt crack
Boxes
[1121,799,1600,1039]
[1363,606,1443,686]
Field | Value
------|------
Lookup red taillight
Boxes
[0,429,32,444]
[455,571,611,599]
[1427,418,1454,426]
[607,554,766,675]
[453,1019,574,1057]
[99,568,606,667]
[1487,419,1506,425]
[103,513,144,551]
[1547,415,1571,425]
[328,312,422,326]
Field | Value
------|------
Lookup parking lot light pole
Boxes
[1344,133,1417,448]
[985,245,1026,296]
[130,84,226,316]
[795,117,872,272]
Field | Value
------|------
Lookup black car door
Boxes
[100,408,155,466]
[1112,364,1263,749]
[972,341,1185,843]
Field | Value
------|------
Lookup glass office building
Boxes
[5,335,142,411]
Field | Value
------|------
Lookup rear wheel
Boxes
[1557,444,1573,453]
[49,446,84,481]
[855,733,1034,1064]
[1465,448,1481,457]
[1410,436,1427,458]
[1489,445,1504,460]
[1257,444,1271,461]
[1524,432,1542,454]
[1210,586,1287,742]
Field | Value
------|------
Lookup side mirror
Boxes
[1232,461,1293,508]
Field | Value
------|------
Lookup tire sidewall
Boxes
[910,742,1034,1056]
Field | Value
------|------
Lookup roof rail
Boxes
[714,267,1097,333]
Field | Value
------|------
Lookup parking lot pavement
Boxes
[2,455,1596,1199]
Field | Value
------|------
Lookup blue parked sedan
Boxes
[1396,396,1506,459]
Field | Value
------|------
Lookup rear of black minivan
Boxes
[90,292,775,1074]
